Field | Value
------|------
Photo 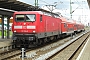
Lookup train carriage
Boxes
[60,16,67,34]
[60,16,74,36]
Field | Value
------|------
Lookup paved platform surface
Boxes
[0,39,12,48]
[76,36,90,60]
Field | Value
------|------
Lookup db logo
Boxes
[22,26,27,29]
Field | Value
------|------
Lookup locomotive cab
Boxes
[14,14,36,33]
[12,11,41,47]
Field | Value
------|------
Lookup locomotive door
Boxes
[39,15,44,33]
[38,15,46,38]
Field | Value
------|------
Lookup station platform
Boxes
[76,36,90,60]
[0,39,12,48]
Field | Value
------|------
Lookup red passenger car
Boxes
[60,16,67,34]
[66,20,74,34]
[60,16,74,36]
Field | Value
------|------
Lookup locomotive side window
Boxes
[26,14,35,22]
[16,15,25,22]
[40,15,42,22]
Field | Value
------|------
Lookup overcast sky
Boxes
[17,0,90,25]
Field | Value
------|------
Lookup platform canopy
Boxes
[0,0,35,11]
[0,0,43,16]
[0,0,54,16]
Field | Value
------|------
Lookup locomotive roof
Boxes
[60,16,77,24]
[14,11,43,14]
[14,11,60,17]
[15,11,59,14]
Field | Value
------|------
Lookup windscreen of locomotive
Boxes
[16,14,35,22]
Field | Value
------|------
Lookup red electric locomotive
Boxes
[12,11,61,47]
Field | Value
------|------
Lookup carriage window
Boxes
[16,15,25,21]
[40,15,42,22]
[26,14,35,22]
[64,23,67,28]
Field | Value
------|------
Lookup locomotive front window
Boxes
[16,15,25,22]
[15,14,35,22]
[26,15,35,22]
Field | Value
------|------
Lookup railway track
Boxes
[0,31,89,60]
[0,47,33,60]
[48,31,90,60]
[36,32,89,60]
[68,33,89,60]
[0,49,20,60]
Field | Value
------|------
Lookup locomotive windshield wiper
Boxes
[26,14,35,22]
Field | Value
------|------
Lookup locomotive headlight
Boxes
[14,30,16,32]
[33,31,36,33]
